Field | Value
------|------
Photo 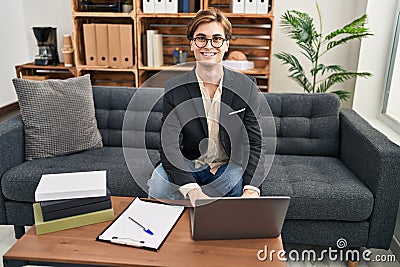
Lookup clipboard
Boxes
[96,198,185,251]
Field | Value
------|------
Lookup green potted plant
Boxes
[122,0,133,13]
[275,3,373,101]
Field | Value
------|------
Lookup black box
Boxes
[40,189,111,213]
[42,199,112,221]
[80,0,122,12]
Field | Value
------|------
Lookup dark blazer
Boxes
[160,67,264,187]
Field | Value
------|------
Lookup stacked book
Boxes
[33,170,114,235]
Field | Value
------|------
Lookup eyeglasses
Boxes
[191,36,228,48]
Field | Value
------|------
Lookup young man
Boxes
[148,8,265,206]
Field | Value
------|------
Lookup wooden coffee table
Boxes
[3,196,286,267]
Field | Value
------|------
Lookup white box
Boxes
[165,0,178,13]
[146,30,159,67]
[222,60,255,70]
[232,0,244,13]
[154,0,166,13]
[153,33,164,67]
[35,170,107,202]
[143,0,154,13]
[256,0,269,14]
[244,0,257,14]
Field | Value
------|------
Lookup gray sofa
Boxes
[1,86,399,250]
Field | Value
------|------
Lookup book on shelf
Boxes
[178,0,197,12]
[189,0,198,12]
[35,170,107,202]
[33,203,114,235]
[142,33,148,66]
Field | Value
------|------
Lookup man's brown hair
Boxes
[187,8,232,41]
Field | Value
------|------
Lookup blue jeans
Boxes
[147,162,243,200]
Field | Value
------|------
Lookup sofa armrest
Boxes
[0,115,24,224]
[340,109,400,249]
[0,116,24,176]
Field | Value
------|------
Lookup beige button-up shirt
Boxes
[193,72,229,174]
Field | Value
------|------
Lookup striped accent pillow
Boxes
[12,75,103,160]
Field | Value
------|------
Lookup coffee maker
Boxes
[33,27,60,66]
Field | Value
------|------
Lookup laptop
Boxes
[190,196,290,240]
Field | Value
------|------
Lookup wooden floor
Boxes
[0,225,398,267]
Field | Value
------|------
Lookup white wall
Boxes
[353,0,398,120]
[270,0,367,108]
[386,45,400,120]
[21,0,73,64]
[352,0,400,146]
[0,1,370,109]
[0,0,73,109]
[0,0,28,108]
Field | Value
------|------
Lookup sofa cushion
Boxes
[1,147,160,202]
[262,155,374,222]
[12,75,103,160]
[263,93,340,157]
[93,86,163,149]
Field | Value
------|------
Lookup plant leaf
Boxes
[326,14,369,40]
[327,72,372,84]
[317,80,329,93]
[318,64,347,76]
[280,10,318,45]
[317,71,371,94]
[311,64,346,77]
[327,33,372,50]
[275,52,313,92]
[298,43,317,62]
[330,90,352,101]
[325,14,372,50]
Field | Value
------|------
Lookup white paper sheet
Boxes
[98,198,184,251]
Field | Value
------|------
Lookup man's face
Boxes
[190,21,229,66]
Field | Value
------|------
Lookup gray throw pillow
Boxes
[12,75,103,160]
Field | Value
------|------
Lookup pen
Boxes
[128,216,154,235]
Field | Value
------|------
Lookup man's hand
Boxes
[242,188,260,198]
[187,188,210,207]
